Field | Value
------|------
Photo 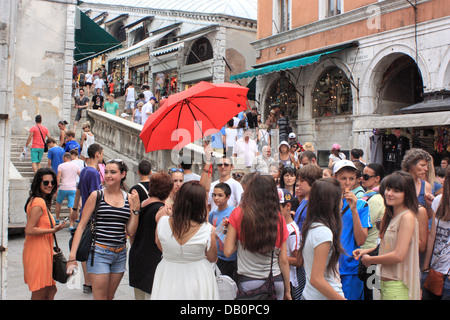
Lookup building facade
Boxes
[78,0,258,100]
[231,0,450,167]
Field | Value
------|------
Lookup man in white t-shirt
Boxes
[143,85,153,102]
[141,96,157,125]
[233,128,259,169]
[93,77,105,96]
[56,153,80,229]
[208,157,243,212]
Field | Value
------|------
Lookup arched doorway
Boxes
[377,54,424,115]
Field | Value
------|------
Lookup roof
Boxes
[81,0,257,21]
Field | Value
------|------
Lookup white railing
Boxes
[86,110,220,184]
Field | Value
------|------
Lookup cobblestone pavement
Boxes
[5,227,134,300]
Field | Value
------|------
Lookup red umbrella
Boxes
[139,81,248,152]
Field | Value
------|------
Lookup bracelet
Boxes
[72,208,78,211]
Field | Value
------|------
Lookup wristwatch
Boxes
[133,209,140,215]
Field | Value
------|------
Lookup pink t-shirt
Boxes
[57,162,80,190]
[30,125,49,149]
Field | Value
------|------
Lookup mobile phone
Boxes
[62,217,69,223]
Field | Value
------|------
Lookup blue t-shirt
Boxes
[211,126,226,149]
[47,146,65,173]
[339,198,371,275]
[65,140,81,153]
[78,166,102,219]
[208,206,236,261]
[294,199,308,231]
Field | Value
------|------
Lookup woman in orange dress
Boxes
[23,167,66,300]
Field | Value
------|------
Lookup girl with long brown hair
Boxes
[224,174,291,300]
[354,171,421,300]
[299,178,346,300]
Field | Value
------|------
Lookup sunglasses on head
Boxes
[362,173,376,180]
[169,168,184,173]
[42,180,56,186]
[107,158,124,164]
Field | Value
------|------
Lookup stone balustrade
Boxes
[86,109,222,185]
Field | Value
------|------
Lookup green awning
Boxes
[230,48,343,81]
[74,8,122,63]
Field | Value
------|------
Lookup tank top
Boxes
[379,210,421,300]
[95,190,130,247]
[417,179,425,206]
[126,87,135,102]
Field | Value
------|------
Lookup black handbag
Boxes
[76,190,102,266]
[236,251,277,300]
[47,210,70,284]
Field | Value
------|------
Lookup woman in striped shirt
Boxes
[68,159,140,300]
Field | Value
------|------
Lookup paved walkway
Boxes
[6,227,135,300]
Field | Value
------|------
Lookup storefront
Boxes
[129,53,150,88]
[154,70,178,101]
[265,74,299,120]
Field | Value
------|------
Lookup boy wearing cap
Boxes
[333,160,371,300]
[279,188,302,300]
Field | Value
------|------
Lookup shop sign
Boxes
[275,46,286,55]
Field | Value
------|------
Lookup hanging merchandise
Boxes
[434,126,450,154]
[382,128,410,175]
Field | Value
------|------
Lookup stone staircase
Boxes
[10,136,71,227]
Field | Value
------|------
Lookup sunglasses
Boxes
[42,180,56,186]
[107,158,124,164]
[217,163,231,167]
[168,168,184,173]
[362,173,376,180]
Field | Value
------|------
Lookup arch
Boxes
[305,56,356,118]
[186,37,213,65]
[260,70,300,121]
[437,45,450,90]
[359,44,430,114]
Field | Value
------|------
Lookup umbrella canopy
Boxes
[139,81,249,152]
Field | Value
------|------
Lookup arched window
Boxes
[265,75,298,120]
[157,32,177,48]
[112,22,126,43]
[312,67,353,117]
[132,28,147,45]
[186,37,213,65]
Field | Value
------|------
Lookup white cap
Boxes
[288,133,296,139]
[333,160,357,175]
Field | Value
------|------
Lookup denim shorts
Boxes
[56,189,76,207]
[86,244,127,274]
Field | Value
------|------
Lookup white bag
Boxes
[213,263,237,300]
[19,147,27,161]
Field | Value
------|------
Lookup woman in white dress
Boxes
[151,181,219,300]
[80,121,95,161]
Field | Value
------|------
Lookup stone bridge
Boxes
[86,109,222,185]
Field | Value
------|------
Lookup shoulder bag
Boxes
[423,220,450,296]
[214,263,237,300]
[47,207,70,284]
[235,250,277,300]
[36,125,48,153]
[76,189,102,266]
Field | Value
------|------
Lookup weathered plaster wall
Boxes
[12,0,75,136]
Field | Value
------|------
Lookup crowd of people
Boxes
[21,104,449,301]
[72,65,158,126]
